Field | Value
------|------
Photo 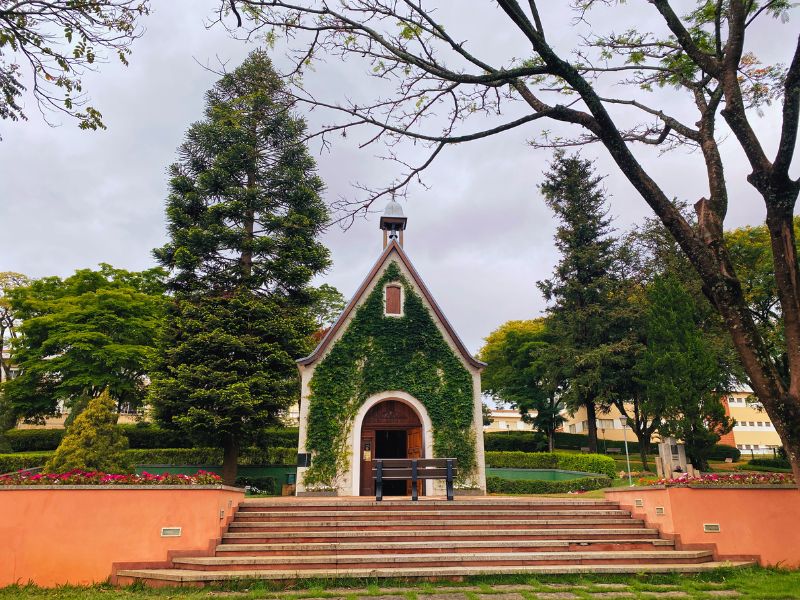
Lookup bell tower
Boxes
[379,198,408,249]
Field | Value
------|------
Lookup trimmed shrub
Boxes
[45,392,132,474]
[486,475,611,494]
[708,444,741,462]
[118,424,192,449]
[484,431,548,452]
[737,463,792,473]
[0,452,52,473]
[484,451,617,479]
[6,425,300,452]
[553,431,642,453]
[127,446,297,466]
[747,457,791,469]
[5,429,65,452]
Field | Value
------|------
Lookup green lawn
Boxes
[2,568,798,599]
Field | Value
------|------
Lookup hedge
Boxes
[708,444,741,462]
[486,431,643,453]
[5,426,300,452]
[0,446,298,474]
[484,451,617,479]
[486,475,611,495]
[484,432,548,452]
[746,457,791,470]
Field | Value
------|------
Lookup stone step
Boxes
[234,509,632,521]
[237,499,621,511]
[215,538,675,555]
[221,527,661,543]
[114,561,756,586]
[171,550,715,571]
[227,518,645,532]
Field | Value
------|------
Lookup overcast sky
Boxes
[1,1,797,355]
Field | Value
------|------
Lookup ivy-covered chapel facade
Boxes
[295,202,487,496]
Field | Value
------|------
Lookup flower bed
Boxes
[0,468,222,486]
[647,472,794,487]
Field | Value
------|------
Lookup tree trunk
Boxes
[548,429,555,453]
[585,401,598,453]
[222,435,240,486]
[638,440,650,472]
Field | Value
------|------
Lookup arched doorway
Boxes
[359,399,423,497]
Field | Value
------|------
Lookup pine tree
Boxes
[149,50,331,485]
[45,390,132,474]
[639,275,733,471]
[537,151,621,453]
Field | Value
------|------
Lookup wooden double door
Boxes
[359,400,423,497]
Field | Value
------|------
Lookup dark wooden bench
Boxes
[372,458,457,501]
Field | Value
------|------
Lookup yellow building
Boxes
[723,389,782,456]
[483,408,537,433]
[559,388,783,456]
[561,404,635,443]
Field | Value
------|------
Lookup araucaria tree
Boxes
[149,50,330,485]
[538,152,620,453]
[217,1,800,481]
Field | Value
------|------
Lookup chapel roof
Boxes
[298,240,485,370]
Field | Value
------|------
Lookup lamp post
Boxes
[621,417,633,487]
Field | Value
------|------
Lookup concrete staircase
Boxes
[115,496,752,586]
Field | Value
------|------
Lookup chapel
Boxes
[295,200,487,496]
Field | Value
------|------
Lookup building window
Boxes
[516,421,526,430]
[569,424,576,434]
[384,284,403,316]
[766,421,772,428]
[757,421,763,427]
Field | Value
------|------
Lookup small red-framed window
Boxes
[385,285,402,315]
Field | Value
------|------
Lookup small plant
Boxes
[649,472,794,487]
[45,390,132,474]
[0,468,222,486]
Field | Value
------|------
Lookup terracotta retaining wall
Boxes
[605,486,800,567]
[0,486,244,587]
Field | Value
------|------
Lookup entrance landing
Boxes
[115,496,752,586]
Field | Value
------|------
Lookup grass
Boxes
[1,568,798,599]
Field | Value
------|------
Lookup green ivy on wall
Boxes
[304,261,476,487]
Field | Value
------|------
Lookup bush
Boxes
[484,431,548,452]
[552,431,642,452]
[0,452,52,473]
[747,457,791,469]
[737,463,793,473]
[708,444,741,462]
[126,446,297,466]
[5,429,65,452]
[484,451,617,479]
[118,424,192,449]
[486,475,611,494]
[45,392,132,474]
[5,425,300,452]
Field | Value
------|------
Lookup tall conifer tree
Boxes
[149,50,330,484]
[538,152,621,453]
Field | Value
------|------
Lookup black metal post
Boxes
[446,459,454,501]
[376,459,383,501]
[411,459,418,501]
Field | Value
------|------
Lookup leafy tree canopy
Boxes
[2,264,165,422]
[0,0,150,132]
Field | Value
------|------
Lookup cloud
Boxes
[0,0,795,355]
